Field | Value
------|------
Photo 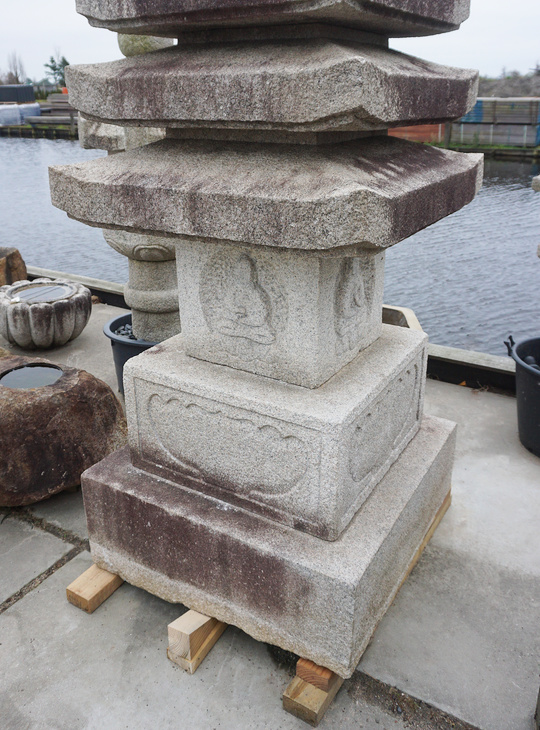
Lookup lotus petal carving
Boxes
[148,394,308,496]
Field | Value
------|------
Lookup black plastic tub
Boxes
[505,336,540,457]
[104,313,157,395]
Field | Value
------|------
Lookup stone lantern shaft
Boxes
[50,0,482,678]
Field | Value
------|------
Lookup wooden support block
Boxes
[296,658,340,693]
[283,674,344,727]
[66,564,123,614]
[167,609,227,674]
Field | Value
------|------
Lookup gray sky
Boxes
[1,0,539,81]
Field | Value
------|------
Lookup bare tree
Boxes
[5,52,26,84]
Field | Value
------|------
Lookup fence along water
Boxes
[391,97,540,147]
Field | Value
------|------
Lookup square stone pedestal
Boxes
[175,238,385,388]
[124,325,427,540]
[81,414,455,678]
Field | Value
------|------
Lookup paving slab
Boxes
[424,380,540,577]
[0,551,412,730]
[0,518,72,604]
[358,380,540,730]
[28,489,89,541]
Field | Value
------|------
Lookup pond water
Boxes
[1,137,538,357]
[385,156,540,356]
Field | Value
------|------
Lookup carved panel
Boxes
[334,257,376,354]
[147,392,311,498]
[348,363,420,483]
[199,252,286,361]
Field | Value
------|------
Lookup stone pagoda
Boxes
[51,0,482,681]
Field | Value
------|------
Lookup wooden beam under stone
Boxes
[167,609,228,674]
[296,658,340,693]
[283,671,344,727]
[66,564,123,614]
[283,489,452,725]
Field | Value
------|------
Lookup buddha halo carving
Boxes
[334,257,376,353]
[199,251,286,361]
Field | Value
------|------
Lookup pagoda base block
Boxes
[81,414,455,678]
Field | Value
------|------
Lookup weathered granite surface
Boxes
[0,247,26,286]
[78,32,169,153]
[67,42,477,131]
[123,326,427,539]
[104,229,176,262]
[78,115,166,152]
[75,0,471,38]
[78,30,173,343]
[82,414,455,678]
[56,0,473,683]
[117,32,175,56]
[50,136,483,250]
[176,238,384,386]
[0,355,127,506]
[0,278,92,349]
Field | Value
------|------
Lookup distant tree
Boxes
[44,53,69,87]
[479,68,540,98]
[5,52,26,84]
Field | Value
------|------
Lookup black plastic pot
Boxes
[104,313,157,395]
[505,335,540,458]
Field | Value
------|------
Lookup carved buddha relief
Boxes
[200,251,285,360]
[334,257,376,353]
[216,255,275,345]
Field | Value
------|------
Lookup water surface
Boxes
[0,138,127,282]
[384,157,540,355]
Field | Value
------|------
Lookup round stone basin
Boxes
[0,354,127,507]
[10,282,77,304]
[0,364,63,389]
[0,277,92,350]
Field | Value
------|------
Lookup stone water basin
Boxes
[0,354,127,506]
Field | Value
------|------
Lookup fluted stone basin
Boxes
[0,278,92,349]
[0,354,127,506]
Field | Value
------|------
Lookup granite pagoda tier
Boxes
[51,0,482,678]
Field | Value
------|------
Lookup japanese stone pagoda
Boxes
[51,0,482,679]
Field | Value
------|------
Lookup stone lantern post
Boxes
[51,0,482,679]
[78,33,179,342]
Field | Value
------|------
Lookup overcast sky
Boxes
[1,0,539,81]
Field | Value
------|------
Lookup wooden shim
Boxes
[167,609,227,674]
[66,564,123,614]
[296,658,339,693]
[398,490,452,591]
[283,675,344,727]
